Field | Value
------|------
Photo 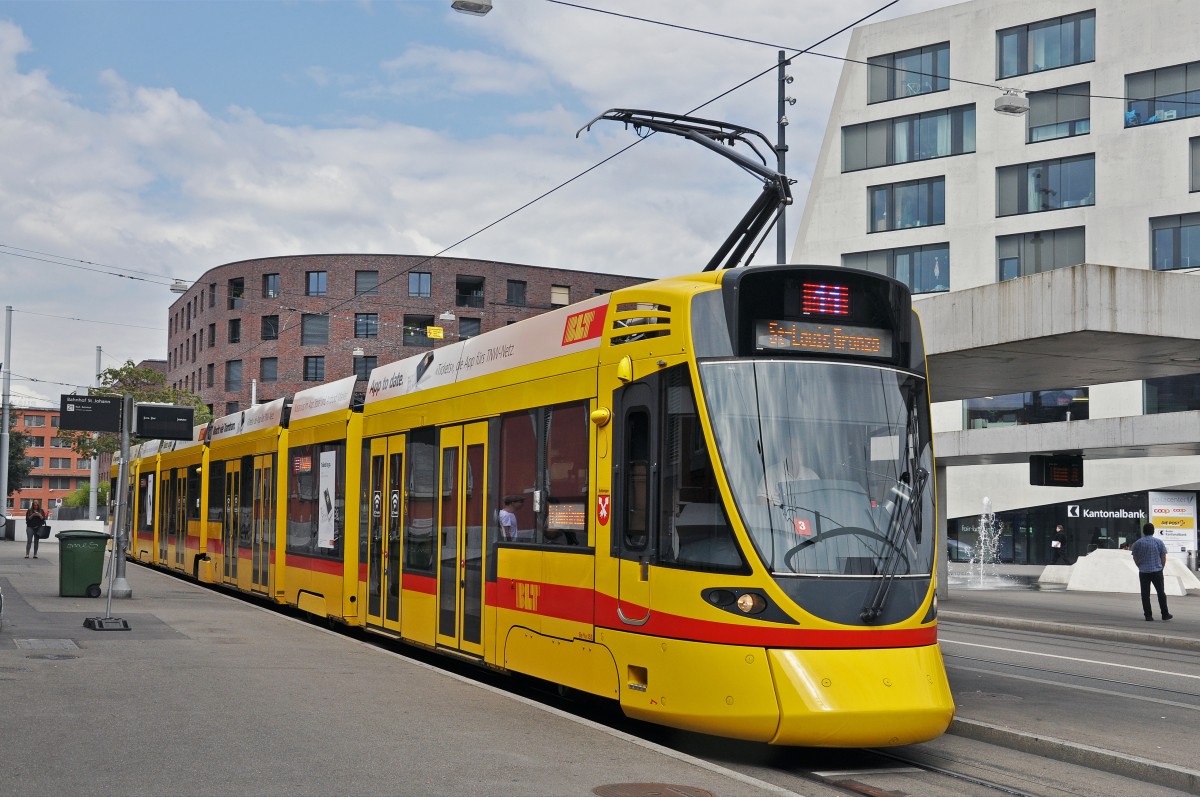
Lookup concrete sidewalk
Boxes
[0,538,789,797]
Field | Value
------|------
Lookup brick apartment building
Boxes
[6,405,94,514]
[167,254,646,415]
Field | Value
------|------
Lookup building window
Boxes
[459,318,481,339]
[550,285,570,307]
[868,41,949,103]
[1150,213,1200,271]
[842,104,975,172]
[868,177,945,232]
[23,476,43,490]
[842,243,949,294]
[261,315,279,341]
[996,155,1094,216]
[964,388,1089,428]
[23,415,45,428]
[225,360,243,391]
[300,313,329,345]
[408,272,431,298]
[1027,83,1090,143]
[304,356,325,382]
[25,457,43,468]
[48,476,74,490]
[506,280,527,306]
[206,364,214,388]
[50,457,73,469]
[355,270,379,296]
[355,313,379,339]
[1192,138,1200,192]
[208,323,216,347]
[228,277,244,310]
[353,355,377,382]
[997,10,1095,79]
[456,275,485,308]
[209,283,217,308]
[1146,375,1200,414]
[225,401,239,415]
[306,271,327,297]
[50,437,71,448]
[24,435,43,448]
[228,318,241,344]
[260,357,278,382]
[997,226,1085,281]
[403,315,434,347]
[1125,60,1200,127]
[262,273,280,298]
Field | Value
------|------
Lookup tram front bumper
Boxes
[767,643,954,747]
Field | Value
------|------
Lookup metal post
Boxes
[109,393,133,598]
[0,306,12,520]
[88,346,100,520]
[776,51,791,264]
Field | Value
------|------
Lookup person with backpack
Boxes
[25,499,47,559]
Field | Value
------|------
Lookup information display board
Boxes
[59,394,123,433]
[135,404,195,441]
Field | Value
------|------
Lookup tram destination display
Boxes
[754,319,892,359]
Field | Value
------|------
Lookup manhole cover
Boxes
[27,653,78,661]
[593,785,714,797]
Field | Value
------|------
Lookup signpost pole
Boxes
[88,346,100,521]
[0,307,11,521]
[110,393,133,599]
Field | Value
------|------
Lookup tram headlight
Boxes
[736,592,767,615]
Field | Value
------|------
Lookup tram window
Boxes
[137,475,155,532]
[186,465,201,520]
[285,441,346,560]
[360,441,371,567]
[498,411,537,542]
[208,459,226,522]
[657,367,744,571]
[405,427,437,573]
[545,403,588,545]
[624,409,651,551]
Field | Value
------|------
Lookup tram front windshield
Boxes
[700,360,934,578]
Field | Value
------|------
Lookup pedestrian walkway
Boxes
[0,538,789,797]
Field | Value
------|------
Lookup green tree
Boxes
[62,480,109,508]
[58,360,212,459]
[5,419,30,502]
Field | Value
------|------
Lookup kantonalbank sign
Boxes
[1066,505,1145,519]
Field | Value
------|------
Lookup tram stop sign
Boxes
[59,394,123,433]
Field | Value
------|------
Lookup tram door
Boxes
[435,423,487,657]
[250,454,274,595]
[616,380,657,626]
[222,463,241,585]
[366,435,405,634]
[158,471,172,566]
[173,469,187,569]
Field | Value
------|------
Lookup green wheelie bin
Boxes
[55,530,112,598]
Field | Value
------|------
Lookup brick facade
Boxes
[166,254,645,414]
[7,406,94,514]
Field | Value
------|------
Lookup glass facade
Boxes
[868,42,950,103]
[1124,60,1200,127]
[868,176,945,232]
[1151,213,1200,270]
[963,388,1089,429]
[997,155,1095,216]
[997,226,1085,281]
[1145,374,1200,414]
[949,492,1154,566]
[843,243,949,294]
[842,104,975,172]
[997,10,1095,79]
[1027,83,1090,143]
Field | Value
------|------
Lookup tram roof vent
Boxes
[610,302,671,346]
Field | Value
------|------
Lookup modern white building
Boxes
[794,0,1200,564]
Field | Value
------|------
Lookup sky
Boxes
[0,0,956,410]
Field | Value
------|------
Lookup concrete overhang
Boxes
[917,263,1200,403]
[934,410,1200,466]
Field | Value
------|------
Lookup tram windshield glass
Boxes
[699,360,934,577]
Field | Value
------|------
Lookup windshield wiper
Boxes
[861,398,927,623]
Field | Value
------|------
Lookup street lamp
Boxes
[995,89,1029,116]
[451,0,492,15]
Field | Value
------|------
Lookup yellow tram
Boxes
[119,264,954,746]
